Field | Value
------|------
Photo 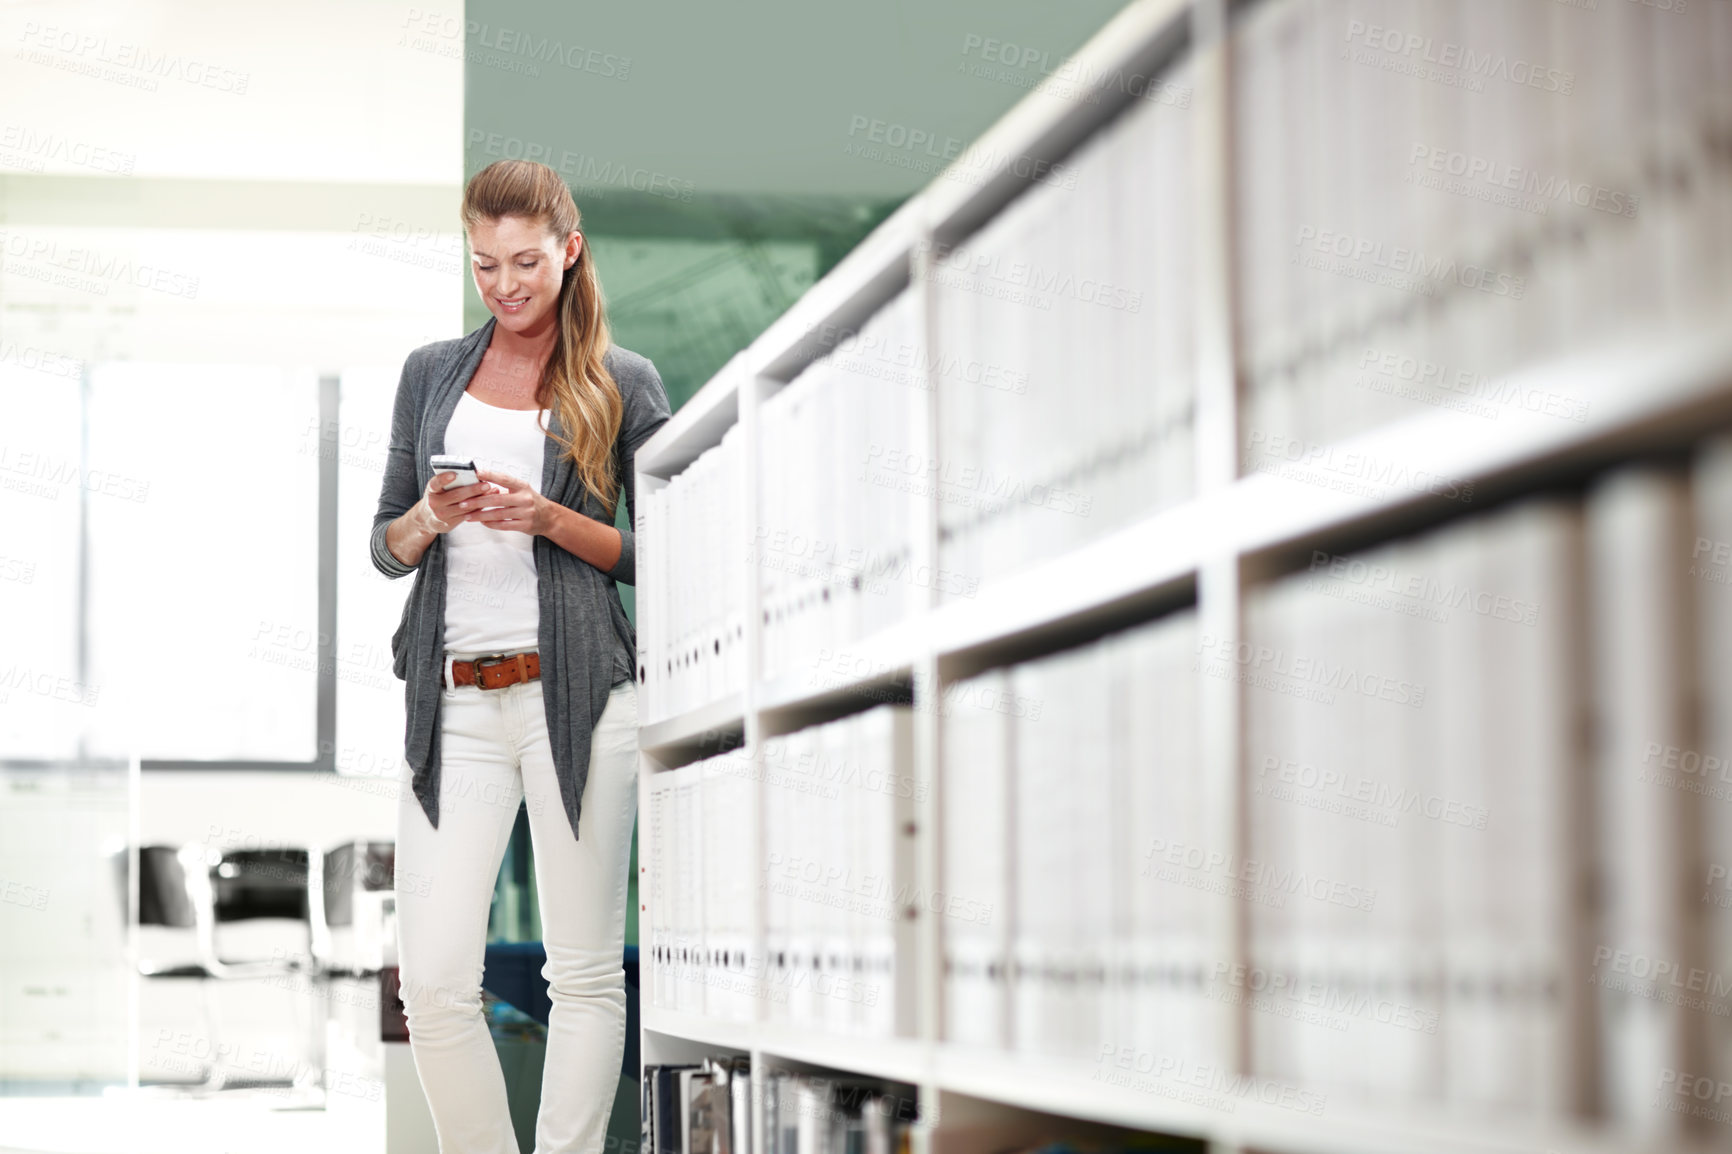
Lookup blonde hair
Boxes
[461,159,623,514]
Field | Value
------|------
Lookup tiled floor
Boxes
[0,1086,383,1154]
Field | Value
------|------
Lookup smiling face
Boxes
[467,214,582,335]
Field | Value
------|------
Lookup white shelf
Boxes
[749,1026,929,1086]
[637,322,1732,738]
[639,693,745,759]
[636,0,1197,457]
[636,1025,1717,1154]
[1217,326,1732,564]
[918,0,1193,241]
[633,0,1732,1149]
[757,617,923,718]
[744,196,920,386]
[643,1008,930,1085]
[642,1008,754,1053]
[637,353,745,480]
[929,1046,1717,1154]
[1209,1099,1718,1154]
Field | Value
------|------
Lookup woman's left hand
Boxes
[469,467,555,536]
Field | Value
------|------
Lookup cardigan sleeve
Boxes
[370,346,430,579]
[604,354,673,586]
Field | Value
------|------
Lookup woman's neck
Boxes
[481,315,557,397]
[488,313,558,363]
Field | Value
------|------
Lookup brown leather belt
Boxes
[447,651,541,690]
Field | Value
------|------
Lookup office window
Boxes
[334,366,412,781]
[83,364,321,762]
[0,367,85,759]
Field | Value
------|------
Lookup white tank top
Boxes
[441,390,547,653]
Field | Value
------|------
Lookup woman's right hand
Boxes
[414,473,496,534]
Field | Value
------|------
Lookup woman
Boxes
[369,158,670,1154]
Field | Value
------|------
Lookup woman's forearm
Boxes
[541,502,623,572]
[385,500,442,567]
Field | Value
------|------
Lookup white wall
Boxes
[0,0,464,1087]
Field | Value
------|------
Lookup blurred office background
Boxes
[0,0,1121,1150]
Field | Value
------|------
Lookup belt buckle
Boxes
[470,652,513,690]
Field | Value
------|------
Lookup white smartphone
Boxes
[430,454,479,490]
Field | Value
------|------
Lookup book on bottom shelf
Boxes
[644,1056,748,1154]
[645,1059,916,1154]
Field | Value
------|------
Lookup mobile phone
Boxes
[430,454,479,489]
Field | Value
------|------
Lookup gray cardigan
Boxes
[369,316,671,842]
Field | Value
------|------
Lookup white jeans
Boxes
[396,650,639,1154]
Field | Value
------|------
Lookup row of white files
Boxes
[1241,448,1732,1135]
[637,423,748,724]
[935,51,1197,598]
[943,611,1210,1067]
[937,439,1732,1134]
[757,293,926,682]
[1241,496,1576,1117]
[646,706,916,1039]
[1235,0,1732,457]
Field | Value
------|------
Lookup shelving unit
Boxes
[634,1,1732,1152]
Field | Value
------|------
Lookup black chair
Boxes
[122,843,320,1094]
[316,840,396,977]
[131,845,202,978]
[184,845,315,980]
